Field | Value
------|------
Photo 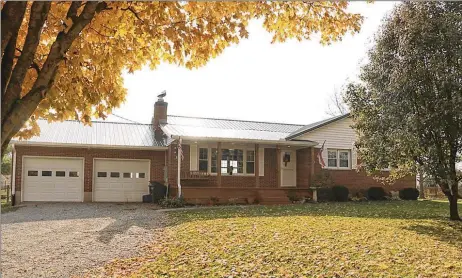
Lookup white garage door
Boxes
[23,157,84,202]
[93,159,150,202]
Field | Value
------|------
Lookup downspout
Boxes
[177,137,182,198]
[11,144,16,206]
[164,150,168,198]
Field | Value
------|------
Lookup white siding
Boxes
[294,117,358,169]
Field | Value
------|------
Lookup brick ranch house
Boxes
[11,96,415,204]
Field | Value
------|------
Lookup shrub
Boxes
[399,188,419,200]
[209,196,219,205]
[150,182,167,203]
[316,187,333,202]
[331,186,349,202]
[286,191,302,203]
[228,198,239,205]
[159,196,186,208]
[367,187,386,200]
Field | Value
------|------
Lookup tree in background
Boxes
[1,145,12,175]
[1,1,363,156]
[326,86,349,116]
[345,2,462,220]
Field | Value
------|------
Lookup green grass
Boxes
[96,201,462,277]
[1,202,17,213]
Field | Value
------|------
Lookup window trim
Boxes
[198,148,209,172]
[326,149,351,170]
[200,146,256,176]
[55,171,66,177]
[246,150,255,174]
[327,150,338,168]
[41,170,52,177]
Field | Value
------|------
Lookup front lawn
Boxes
[97,201,462,277]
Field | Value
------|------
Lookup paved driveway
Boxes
[1,203,167,278]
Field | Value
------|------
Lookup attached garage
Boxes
[93,159,150,202]
[22,157,84,202]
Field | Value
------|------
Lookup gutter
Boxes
[11,141,169,151]
[168,135,318,147]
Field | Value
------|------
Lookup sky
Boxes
[113,1,397,125]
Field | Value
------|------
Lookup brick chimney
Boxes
[152,91,168,139]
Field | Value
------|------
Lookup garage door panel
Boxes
[23,157,83,202]
[94,159,150,202]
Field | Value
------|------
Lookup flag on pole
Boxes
[317,140,326,168]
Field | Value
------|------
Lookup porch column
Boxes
[276,146,281,187]
[217,142,222,187]
[255,144,260,187]
[310,147,315,186]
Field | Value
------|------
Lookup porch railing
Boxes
[181,170,210,180]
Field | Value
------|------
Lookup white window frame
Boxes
[198,148,208,172]
[198,146,256,176]
[327,149,351,170]
[246,150,255,174]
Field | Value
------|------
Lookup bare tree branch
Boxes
[326,87,348,116]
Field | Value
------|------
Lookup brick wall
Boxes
[296,147,311,188]
[14,145,166,192]
[309,148,415,193]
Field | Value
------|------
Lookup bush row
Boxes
[315,186,419,202]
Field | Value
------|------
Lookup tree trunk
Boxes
[448,194,460,221]
[418,169,425,199]
[1,2,105,157]
[1,1,27,55]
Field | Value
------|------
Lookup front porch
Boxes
[167,139,318,204]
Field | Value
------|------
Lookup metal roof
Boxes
[14,114,348,147]
[161,115,304,141]
[13,119,169,148]
[285,113,350,140]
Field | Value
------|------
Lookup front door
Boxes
[280,149,296,187]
